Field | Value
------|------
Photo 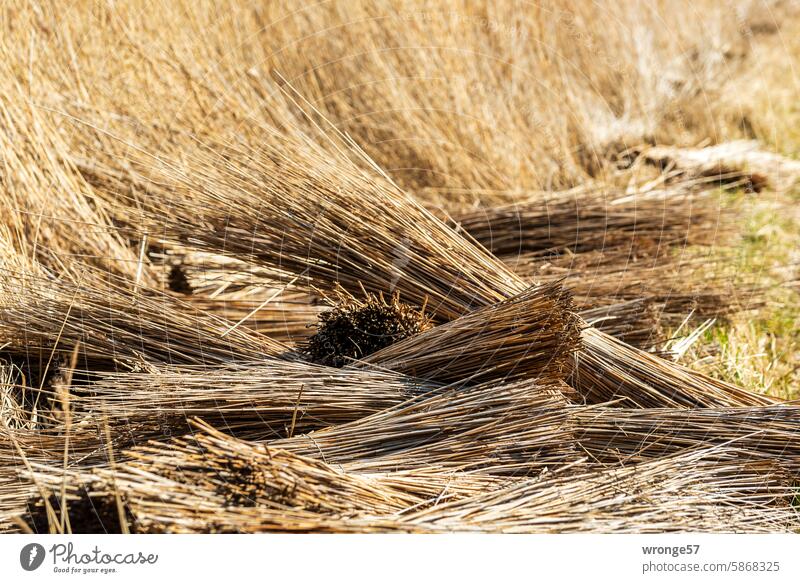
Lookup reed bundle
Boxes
[0,270,286,369]
[304,287,433,367]
[175,295,321,344]
[16,440,794,534]
[112,138,525,323]
[573,328,777,407]
[359,282,580,385]
[573,405,800,469]
[396,449,797,533]
[267,379,577,475]
[581,301,664,349]
[451,186,727,258]
[512,250,759,324]
[76,362,437,439]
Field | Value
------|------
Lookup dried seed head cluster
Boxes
[167,264,193,294]
[209,456,296,508]
[304,289,432,367]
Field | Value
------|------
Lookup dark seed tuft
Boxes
[168,264,193,294]
[303,288,431,367]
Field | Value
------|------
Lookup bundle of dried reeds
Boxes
[511,249,760,325]
[17,440,794,534]
[267,379,577,475]
[303,286,433,367]
[451,186,727,258]
[0,416,136,532]
[573,405,800,469]
[96,130,775,409]
[395,448,797,533]
[8,422,506,533]
[175,295,321,344]
[76,362,438,439]
[0,360,37,430]
[573,328,778,407]
[104,137,525,323]
[359,282,580,385]
[0,270,286,369]
[581,300,664,349]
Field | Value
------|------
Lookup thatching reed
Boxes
[573,405,800,470]
[119,139,774,409]
[395,449,798,533]
[23,483,138,535]
[0,270,287,370]
[0,360,38,430]
[512,249,761,325]
[267,379,578,475]
[0,0,797,536]
[450,186,728,259]
[8,424,503,533]
[97,135,526,323]
[572,328,778,407]
[146,248,325,343]
[17,436,795,534]
[580,300,665,350]
[73,362,438,440]
[174,295,322,344]
[359,282,580,385]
